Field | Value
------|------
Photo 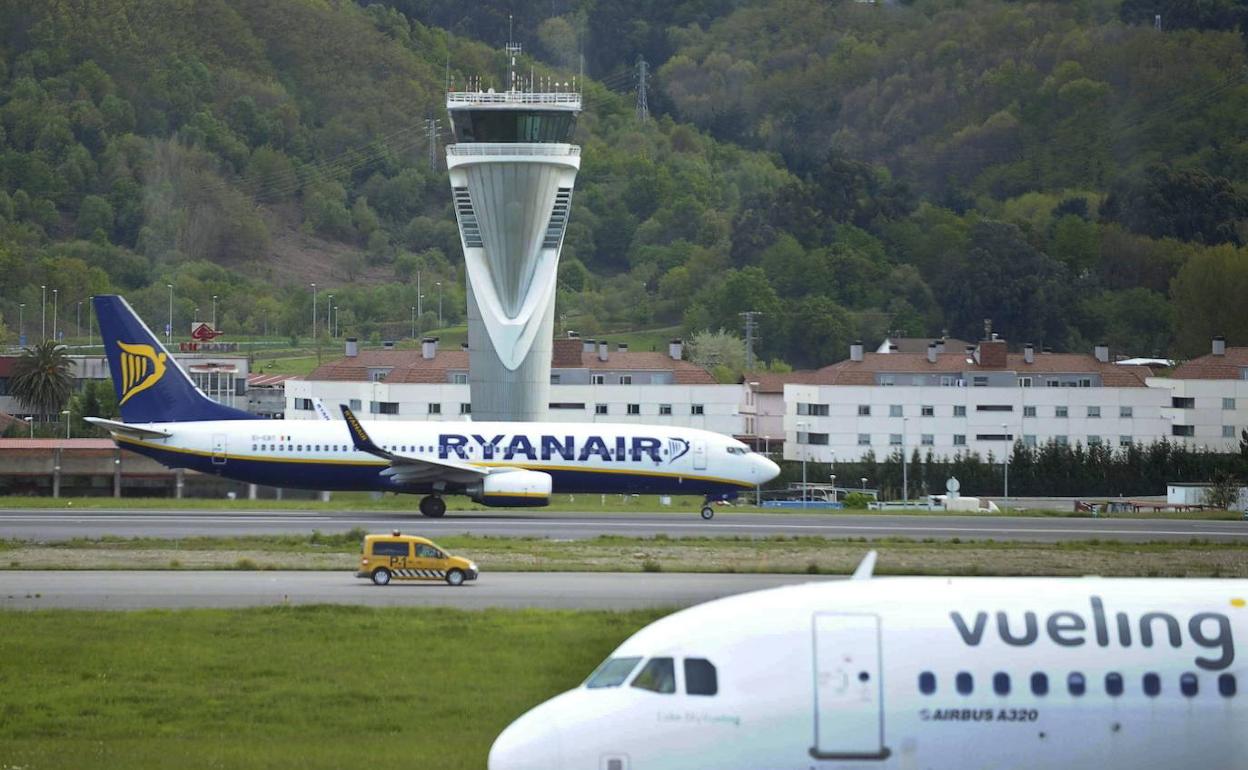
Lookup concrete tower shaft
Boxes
[446,90,581,421]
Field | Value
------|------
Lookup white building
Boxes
[771,339,1171,463]
[286,337,745,436]
[1151,336,1248,451]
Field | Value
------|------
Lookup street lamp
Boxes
[166,284,173,343]
[861,476,867,494]
[830,473,837,503]
[52,288,58,341]
[326,294,333,336]
[436,281,443,326]
[76,300,82,339]
[901,415,908,503]
[310,283,317,345]
[18,303,24,345]
[797,420,808,508]
[411,306,417,339]
[333,306,339,338]
[1002,422,1010,501]
[61,409,70,439]
[417,271,422,318]
[40,284,46,341]
[24,416,33,438]
[212,295,218,329]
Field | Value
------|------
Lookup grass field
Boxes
[0,606,662,770]
[4,531,1247,577]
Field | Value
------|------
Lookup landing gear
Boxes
[419,495,447,518]
[700,505,715,520]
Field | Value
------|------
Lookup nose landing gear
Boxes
[419,495,447,518]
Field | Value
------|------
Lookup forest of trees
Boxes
[0,0,1247,370]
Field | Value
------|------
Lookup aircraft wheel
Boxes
[420,495,447,518]
[700,505,715,520]
[445,569,465,587]
[371,568,392,586]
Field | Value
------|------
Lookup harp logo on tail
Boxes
[117,341,167,405]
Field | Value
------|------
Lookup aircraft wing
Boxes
[84,417,173,440]
[339,404,488,484]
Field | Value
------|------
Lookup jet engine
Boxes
[468,470,553,507]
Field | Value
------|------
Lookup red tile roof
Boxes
[1171,348,1248,380]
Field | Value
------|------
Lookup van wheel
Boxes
[371,568,392,586]
[445,569,465,586]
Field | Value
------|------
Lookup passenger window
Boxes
[372,541,409,557]
[1218,674,1236,697]
[993,672,1010,696]
[1181,673,1199,697]
[631,658,676,694]
[956,672,973,695]
[918,671,936,695]
[1106,673,1124,697]
[1031,672,1049,696]
[1068,672,1086,696]
[1143,673,1161,697]
[585,657,642,689]
[684,658,718,696]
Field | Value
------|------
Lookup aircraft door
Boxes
[811,613,888,761]
[211,433,228,466]
[692,440,707,470]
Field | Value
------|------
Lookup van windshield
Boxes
[585,657,642,689]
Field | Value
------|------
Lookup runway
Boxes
[0,507,1244,543]
[0,570,834,610]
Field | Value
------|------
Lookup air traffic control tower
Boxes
[445,56,581,422]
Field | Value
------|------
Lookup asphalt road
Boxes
[0,570,833,610]
[0,507,1245,542]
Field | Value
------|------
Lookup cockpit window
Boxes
[631,657,676,694]
[685,658,718,695]
[585,657,642,689]
[726,447,748,455]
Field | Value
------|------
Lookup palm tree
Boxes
[10,340,74,426]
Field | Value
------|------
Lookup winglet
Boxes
[340,404,389,459]
[851,551,878,580]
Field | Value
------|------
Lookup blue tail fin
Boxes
[93,295,259,423]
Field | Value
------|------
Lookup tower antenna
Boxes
[635,56,650,122]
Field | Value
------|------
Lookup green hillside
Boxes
[1,0,1246,368]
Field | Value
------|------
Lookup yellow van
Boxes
[357,532,479,586]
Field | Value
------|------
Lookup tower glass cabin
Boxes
[446,85,581,421]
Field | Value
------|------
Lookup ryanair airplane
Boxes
[87,295,779,517]
[490,555,1247,769]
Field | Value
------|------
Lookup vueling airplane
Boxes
[490,555,1247,769]
[87,295,779,517]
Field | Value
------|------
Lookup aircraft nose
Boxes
[488,703,563,770]
[756,453,781,482]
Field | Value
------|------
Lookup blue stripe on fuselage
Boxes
[116,439,748,498]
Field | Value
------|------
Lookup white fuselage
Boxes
[490,577,1248,769]
[112,418,777,496]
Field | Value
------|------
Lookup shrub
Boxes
[842,492,871,509]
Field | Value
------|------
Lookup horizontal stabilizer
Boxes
[84,417,172,439]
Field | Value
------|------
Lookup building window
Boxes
[659,404,672,416]
[1224,397,1236,410]
[1223,425,1235,438]
[976,433,1011,441]
[880,375,895,387]
[1172,425,1195,437]
[858,405,871,416]
[1018,377,1032,387]
[1023,406,1036,417]
[953,405,967,417]
[1055,435,1069,446]
[858,434,871,446]
[940,376,955,387]
[1055,406,1068,418]
[1088,435,1102,446]
[459,403,471,415]
[691,404,705,415]
[889,404,903,417]
[426,403,440,415]
[921,405,934,417]
[1046,378,1060,388]
[1120,406,1133,418]
[1023,434,1037,447]
[550,374,561,384]
[549,402,585,410]
[977,405,1013,412]
[1120,435,1132,447]
[595,404,608,415]
[620,375,632,385]
[921,434,934,446]
[798,403,830,416]
[592,374,605,385]
[805,432,829,445]
[972,376,988,387]
[369,402,397,415]
[889,434,902,446]
[452,373,468,384]
[294,398,313,411]
[1087,406,1101,418]
[953,434,966,446]
[349,399,362,411]
[1079,378,1092,388]
[627,404,640,415]
[1173,397,1195,409]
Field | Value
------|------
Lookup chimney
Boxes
[345,338,358,358]
[583,338,596,354]
[598,340,609,362]
[382,340,395,350]
[421,336,438,360]
[1213,336,1227,356]
[936,338,946,354]
[1094,343,1109,363]
[617,342,629,352]
[850,341,864,362]
[1024,343,1035,364]
[669,338,684,360]
[977,339,1008,368]
[926,343,937,364]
